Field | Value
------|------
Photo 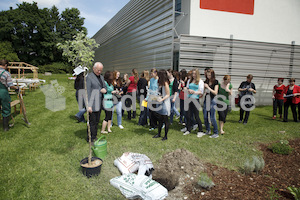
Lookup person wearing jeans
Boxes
[182,69,205,137]
[112,70,124,129]
[203,98,218,136]
[167,69,179,124]
[204,69,219,138]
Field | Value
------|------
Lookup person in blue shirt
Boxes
[145,68,159,131]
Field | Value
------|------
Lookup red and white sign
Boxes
[200,0,254,15]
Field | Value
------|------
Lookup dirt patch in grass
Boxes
[152,139,299,200]
[184,138,300,200]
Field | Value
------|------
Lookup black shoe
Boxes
[153,134,161,138]
[161,136,167,141]
[75,115,81,123]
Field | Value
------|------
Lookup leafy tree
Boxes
[0,2,87,66]
[57,31,99,165]
[58,8,87,42]
[0,41,20,61]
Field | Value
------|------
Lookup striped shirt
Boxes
[0,68,14,88]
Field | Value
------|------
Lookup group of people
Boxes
[272,77,300,122]
[74,62,263,143]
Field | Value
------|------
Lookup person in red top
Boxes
[272,78,285,119]
[125,68,139,120]
[283,78,300,122]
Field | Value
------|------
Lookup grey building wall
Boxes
[92,0,174,74]
[178,35,300,105]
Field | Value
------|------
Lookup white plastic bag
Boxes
[110,173,168,200]
[114,152,154,176]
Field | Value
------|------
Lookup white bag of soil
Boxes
[114,152,154,177]
[110,173,168,200]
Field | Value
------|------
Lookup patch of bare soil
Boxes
[152,139,300,200]
[185,138,300,200]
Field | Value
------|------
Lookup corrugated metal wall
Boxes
[178,35,300,105]
[93,0,174,74]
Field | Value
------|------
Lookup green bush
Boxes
[268,140,294,155]
[197,173,215,190]
[287,186,300,200]
[38,62,73,74]
[243,156,265,175]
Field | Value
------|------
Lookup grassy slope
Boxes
[0,74,299,199]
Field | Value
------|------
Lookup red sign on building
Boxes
[200,0,254,15]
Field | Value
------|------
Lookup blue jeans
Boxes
[170,100,180,124]
[203,99,218,134]
[112,101,122,126]
[75,108,86,122]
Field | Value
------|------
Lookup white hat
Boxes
[72,66,88,76]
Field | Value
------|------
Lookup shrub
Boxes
[268,140,294,155]
[243,156,265,175]
[287,186,300,200]
[243,159,255,175]
[197,173,215,190]
[38,62,73,74]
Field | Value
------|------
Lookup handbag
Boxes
[113,93,122,101]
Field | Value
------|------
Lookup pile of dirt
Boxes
[152,148,206,200]
[184,138,300,200]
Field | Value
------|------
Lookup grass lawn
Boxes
[0,74,299,199]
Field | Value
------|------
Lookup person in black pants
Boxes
[86,62,107,143]
[238,74,256,125]
[272,78,285,119]
[137,70,149,126]
[283,78,300,122]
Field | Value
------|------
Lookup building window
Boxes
[175,0,181,16]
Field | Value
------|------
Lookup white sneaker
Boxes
[192,124,198,131]
[118,125,124,129]
[197,132,206,138]
[183,131,190,136]
[181,127,187,132]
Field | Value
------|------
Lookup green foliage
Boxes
[243,156,265,174]
[38,62,72,74]
[197,173,215,190]
[287,186,300,200]
[268,140,294,155]
[0,41,19,61]
[243,158,255,175]
[0,2,87,65]
[57,31,99,68]
[267,185,281,200]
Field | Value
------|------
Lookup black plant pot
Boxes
[80,157,103,178]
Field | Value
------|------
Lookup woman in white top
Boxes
[183,69,205,137]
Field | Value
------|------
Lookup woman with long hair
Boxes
[283,78,300,122]
[217,75,233,135]
[178,69,187,125]
[204,69,219,138]
[167,69,180,125]
[112,70,124,129]
[152,69,170,141]
[182,69,205,137]
[146,68,159,131]
[137,70,150,126]
[125,69,139,120]
[101,71,117,133]
[272,78,285,119]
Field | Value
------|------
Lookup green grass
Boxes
[1,74,299,199]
